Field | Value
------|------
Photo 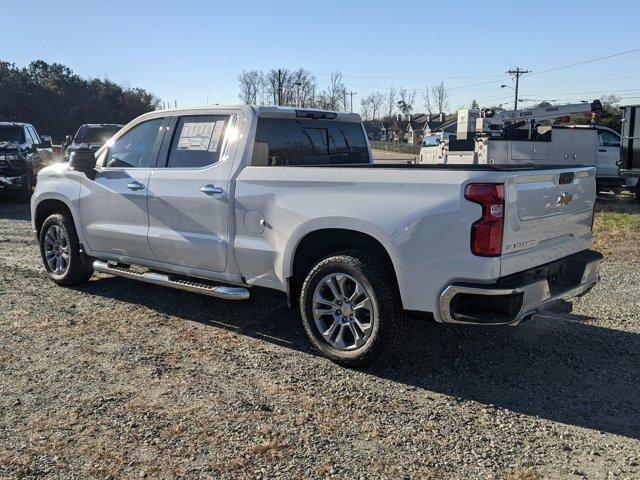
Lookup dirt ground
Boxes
[0,198,639,480]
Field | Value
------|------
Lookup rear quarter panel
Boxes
[233,166,508,314]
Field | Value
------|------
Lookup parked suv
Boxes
[0,122,53,201]
[32,106,601,366]
[64,123,122,160]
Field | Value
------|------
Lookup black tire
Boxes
[299,250,402,367]
[39,213,94,286]
[17,173,32,203]
[635,187,640,203]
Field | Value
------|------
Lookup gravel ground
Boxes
[1,200,639,479]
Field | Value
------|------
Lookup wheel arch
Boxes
[33,197,78,240]
[286,226,402,308]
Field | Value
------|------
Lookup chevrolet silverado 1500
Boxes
[31,106,601,366]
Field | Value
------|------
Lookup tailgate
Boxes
[500,167,595,276]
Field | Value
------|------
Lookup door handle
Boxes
[126,181,145,191]
[200,184,224,195]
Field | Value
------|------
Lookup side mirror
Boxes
[69,150,97,178]
[65,135,73,144]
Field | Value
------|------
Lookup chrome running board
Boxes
[93,260,250,301]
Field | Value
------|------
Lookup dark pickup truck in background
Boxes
[0,122,53,202]
[63,123,122,160]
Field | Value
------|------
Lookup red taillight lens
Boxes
[465,183,505,257]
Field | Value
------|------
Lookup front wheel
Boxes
[39,213,94,286]
[299,250,402,367]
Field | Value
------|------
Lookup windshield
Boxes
[422,134,442,147]
[0,126,24,143]
[76,125,121,144]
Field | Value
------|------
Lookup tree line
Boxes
[238,68,350,112]
[238,68,451,122]
[0,60,160,142]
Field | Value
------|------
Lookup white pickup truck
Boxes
[31,106,602,366]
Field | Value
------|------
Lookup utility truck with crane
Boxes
[419,100,638,194]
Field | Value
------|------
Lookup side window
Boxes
[253,118,370,166]
[73,126,85,143]
[599,130,620,148]
[24,127,34,146]
[28,126,41,145]
[103,118,164,168]
[164,115,230,168]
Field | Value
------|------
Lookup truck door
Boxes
[79,117,166,260]
[146,112,241,273]
[596,129,621,178]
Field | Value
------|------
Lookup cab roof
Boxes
[143,105,362,123]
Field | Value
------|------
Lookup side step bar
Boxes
[93,260,250,300]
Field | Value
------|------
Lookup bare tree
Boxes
[397,87,415,119]
[431,81,448,114]
[265,69,285,105]
[317,71,346,111]
[237,70,264,105]
[360,97,371,120]
[386,86,396,117]
[290,68,316,107]
[423,87,433,115]
[360,92,385,120]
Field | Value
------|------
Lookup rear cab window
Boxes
[252,118,370,166]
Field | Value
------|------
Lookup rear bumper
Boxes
[438,250,602,325]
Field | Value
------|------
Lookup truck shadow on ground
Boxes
[79,275,640,441]
[0,199,31,221]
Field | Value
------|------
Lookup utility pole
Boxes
[506,67,530,111]
[277,69,283,106]
[347,91,357,113]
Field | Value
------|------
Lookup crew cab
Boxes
[31,106,602,366]
[0,122,53,201]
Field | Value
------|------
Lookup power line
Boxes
[528,48,640,76]
[313,72,505,80]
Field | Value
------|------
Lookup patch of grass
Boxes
[370,141,421,155]
[593,197,640,258]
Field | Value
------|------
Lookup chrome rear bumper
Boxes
[438,250,602,326]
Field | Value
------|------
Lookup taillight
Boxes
[465,183,505,257]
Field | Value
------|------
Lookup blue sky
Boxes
[3,0,640,112]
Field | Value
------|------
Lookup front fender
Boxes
[31,166,84,243]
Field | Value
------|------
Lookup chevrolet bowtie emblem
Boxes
[556,192,573,206]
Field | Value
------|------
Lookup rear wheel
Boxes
[299,250,401,367]
[39,213,94,286]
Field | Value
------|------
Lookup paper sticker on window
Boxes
[208,121,226,152]
[177,122,217,151]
